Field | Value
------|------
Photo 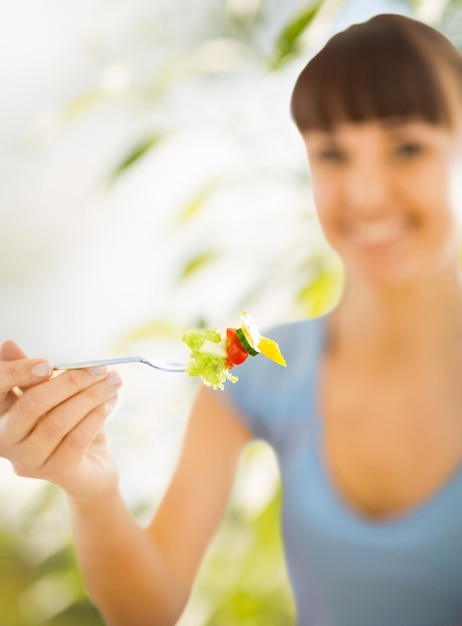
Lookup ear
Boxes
[0,340,28,361]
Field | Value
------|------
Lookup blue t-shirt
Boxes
[223,315,462,626]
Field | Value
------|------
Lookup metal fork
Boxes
[54,356,187,373]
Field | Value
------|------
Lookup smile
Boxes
[348,216,410,246]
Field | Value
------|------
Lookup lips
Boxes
[346,215,412,246]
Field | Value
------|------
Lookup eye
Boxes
[395,141,424,157]
[316,147,346,162]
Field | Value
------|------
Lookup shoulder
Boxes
[222,315,327,440]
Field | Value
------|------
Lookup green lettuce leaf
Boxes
[182,328,238,391]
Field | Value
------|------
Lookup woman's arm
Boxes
[67,489,186,626]
[67,385,252,626]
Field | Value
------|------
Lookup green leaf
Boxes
[109,134,164,183]
[271,1,325,69]
[61,91,109,120]
[297,268,343,317]
[178,250,221,281]
[174,181,220,225]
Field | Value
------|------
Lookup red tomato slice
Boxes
[226,328,249,368]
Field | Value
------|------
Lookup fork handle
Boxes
[54,356,187,373]
[54,357,141,370]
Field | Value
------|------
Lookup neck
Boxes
[330,266,462,363]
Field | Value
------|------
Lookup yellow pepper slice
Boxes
[257,336,287,367]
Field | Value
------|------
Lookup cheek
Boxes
[311,175,340,233]
[398,157,458,223]
[419,163,462,234]
[449,160,462,224]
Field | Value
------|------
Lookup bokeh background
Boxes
[1,0,461,624]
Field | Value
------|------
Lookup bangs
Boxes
[291,15,457,132]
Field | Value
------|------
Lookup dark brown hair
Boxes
[290,13,462,132]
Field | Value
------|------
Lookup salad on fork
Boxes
[183,311,286,390]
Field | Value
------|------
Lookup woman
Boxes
[2,13,462,626]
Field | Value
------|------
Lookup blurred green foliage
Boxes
[3,1,460,625]
[108,135,166,186]
[270,1,326,69]
[0,485,105,626]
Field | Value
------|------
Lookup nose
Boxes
[345,158,390,213]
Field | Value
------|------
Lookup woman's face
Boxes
[304,118,462,287]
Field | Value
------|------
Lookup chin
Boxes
[346,256,423,290]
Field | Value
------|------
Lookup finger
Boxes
[1,340,28,360]
[0,341,53,394]
[45,401,117,480]
[14,399,117,482]
[5,368,117,444]
[10,373,121,470]
[0,388,21,416]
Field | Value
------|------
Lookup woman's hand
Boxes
[0,340,122,501]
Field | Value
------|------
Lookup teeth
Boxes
[350,217,407,244]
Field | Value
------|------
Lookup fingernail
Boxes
[90,366,107,375]
[32,361,53,378]
[107,372,122,386]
